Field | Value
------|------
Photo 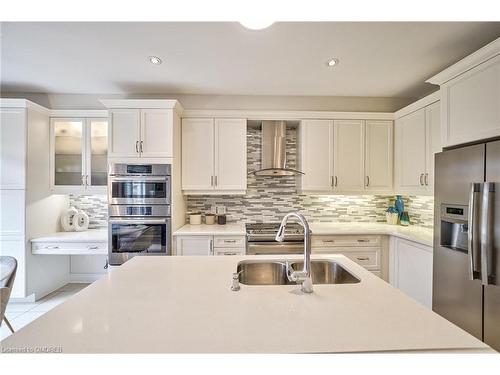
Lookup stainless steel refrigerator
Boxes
[433,140,500,351]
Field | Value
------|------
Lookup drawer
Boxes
[313,247,380,270]
[340,249,380,270]
[213,248,245,256]
[32,242,107,255]
[312,235,380,248]
[213,236,246,248]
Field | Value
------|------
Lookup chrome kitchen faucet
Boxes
[276,212,313,293]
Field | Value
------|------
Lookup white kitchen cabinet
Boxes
[0,108,26,189]
[175,234,246,256]
[394,94,440,195]
[176,235,213,256]
[182,118,247,194]
[50,117,108,194]
[311,235,387,280]
[108,108,173,159]
[333,120,365,192]
[299,120,333,191]
[390,238,433,308]
[140,109,173,158]
[299,119,393,194]
[425,39,500,148]
[395,108,427,192]
[365,120,393,191]
[439,54,500,147]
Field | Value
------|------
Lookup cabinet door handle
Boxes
[81,175,85,186]
[209,239,214,255]
[140,141,144,153]
[330,176,334,187]
[211,176,214,187]
[419,173,424,186]
[214,176,218,187]
[424,173,429,186]
[85,175,89,187]
[87,246,99,250]
[365,176,370,187]
[356,257,370,261]
[135,141,139,153]
[334,176,338,187]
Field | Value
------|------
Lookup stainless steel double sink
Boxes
[236,259,360,285]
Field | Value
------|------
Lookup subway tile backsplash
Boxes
[187,126,434,228]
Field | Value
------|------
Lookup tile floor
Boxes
[1,283,89,340]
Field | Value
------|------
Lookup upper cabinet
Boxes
[299,119,393,194]
[50,117,108,194]
[182,118,247,195]
[108,109,173,159]
[394,93,441,195]
[426,38,500,148]
[0,107,26,189]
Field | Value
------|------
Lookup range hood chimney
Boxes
[253,121,304,176]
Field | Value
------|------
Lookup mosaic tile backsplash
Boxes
[187,126,435,228]
[69,194,108,229]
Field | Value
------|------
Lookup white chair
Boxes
[0,256,18,333]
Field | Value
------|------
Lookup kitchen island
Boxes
[0,254,491,353]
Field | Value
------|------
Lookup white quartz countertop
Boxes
[173,223,246,236]
[0,255,488,353]
[31,229,108,243]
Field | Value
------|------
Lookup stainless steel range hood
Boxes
[253,121,304,176]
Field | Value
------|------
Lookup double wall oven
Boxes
[108,163,172,265]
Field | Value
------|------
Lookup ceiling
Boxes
[1,22,500,98]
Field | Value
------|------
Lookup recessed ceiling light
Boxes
[239,21,274,30]
[148,56,162,65]
[326,58,339,67]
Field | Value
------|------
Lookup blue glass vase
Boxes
[395,195,404,217]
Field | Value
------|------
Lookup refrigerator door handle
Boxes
[468,183,482,280]
[480,182,495,285]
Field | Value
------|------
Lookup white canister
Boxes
[189,213,202,225]
[205,214,216,225]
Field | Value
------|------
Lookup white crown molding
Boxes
[426,37,500,85]
[0,98,50,114]
[99,99,184,114]
[394,91,440,119]
[181,109,395,120]
[49,109,109,118]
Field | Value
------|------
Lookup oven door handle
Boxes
[109,176,169,182]
[109,218,170,224]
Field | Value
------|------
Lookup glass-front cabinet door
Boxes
[51,117,108,193]
[88,119,108,188]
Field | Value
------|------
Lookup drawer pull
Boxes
[224,240,237,243]
[357,239,370,243]
[356,257,370,261]
[45,246,60,249]
[224,252,238,256]
[322,240,335,243]
[88,246,99,250]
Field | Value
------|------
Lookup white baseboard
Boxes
[69,273,107,283]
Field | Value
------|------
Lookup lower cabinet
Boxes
[175,235,246,256]
[390,238,433,308]
[311,235,388,281]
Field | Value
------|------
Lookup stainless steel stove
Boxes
[246,223,304,254]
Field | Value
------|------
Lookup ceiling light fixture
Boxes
[148,56,162,65]
[326,58,339,67]
[239,20,274,30]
